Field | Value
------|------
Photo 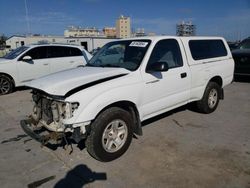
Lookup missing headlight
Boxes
[61,102,79,119]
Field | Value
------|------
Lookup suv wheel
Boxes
[86,107,133,162]
[0,75,14,95]
[196,82,220,114]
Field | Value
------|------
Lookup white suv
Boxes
[0,44,92,95]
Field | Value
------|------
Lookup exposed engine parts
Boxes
[31,91,79,133]
[21,90,84,149]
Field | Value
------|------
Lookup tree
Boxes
[0,35,7,47]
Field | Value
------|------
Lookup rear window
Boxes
[47,46,83,58]
[70,47,83,56]
[189,40,227,60]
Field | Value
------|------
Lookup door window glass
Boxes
[47,46,82,58]
[47,46,69,58]
[147,39,183,69]
[69,47,82,56]
[24,46,47,60]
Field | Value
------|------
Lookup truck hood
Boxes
[26,67,130,97]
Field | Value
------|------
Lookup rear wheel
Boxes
[0,75,14,95]
[196,82,220,114]
[86,107,133,162]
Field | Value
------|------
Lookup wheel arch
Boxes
[207,75,224,99]
[209,76,223,87]
[95,100,142,136]
[0,72,15,86]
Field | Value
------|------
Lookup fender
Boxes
[63,81,144,126]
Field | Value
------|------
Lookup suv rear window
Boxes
[189,40,227,60]
[48,46,82,58]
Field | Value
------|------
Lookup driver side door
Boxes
[17,46,50,83]
[140,39,191,120]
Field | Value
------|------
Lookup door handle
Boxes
[43,63,49,66]
[146,80,160,84]
[180,72,187,78]
[69,61,75,63]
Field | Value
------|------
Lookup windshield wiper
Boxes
[85,63,99,67]
[100,64,121,68]
[85,63,122,68]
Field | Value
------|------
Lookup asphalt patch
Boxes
[1,134,28,144]
[27,176,56,188]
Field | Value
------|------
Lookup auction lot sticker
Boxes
[129,41,148,47]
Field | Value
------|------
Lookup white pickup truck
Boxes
[21,36,234,161]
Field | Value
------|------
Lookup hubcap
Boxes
[102,119,128,153]
[208,89,218,108]
[0,77,10,94]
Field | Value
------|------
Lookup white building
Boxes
[5,36,26,49]
[65,37,116,52]
[134,28,146,37]
[103,27,116,38]
[6,35,65,49]
[64,26,103,37]
[6,35,116,52]
[176,21,196,36]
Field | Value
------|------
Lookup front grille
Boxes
[40,98,54,124]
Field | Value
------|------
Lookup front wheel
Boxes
[86,107,133,162]
[196,82,221,114]
[0,75,14,95]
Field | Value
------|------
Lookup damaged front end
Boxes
[21,89,88,148]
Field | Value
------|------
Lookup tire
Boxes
[0,74,14,95]
[196,82,220,114]
[86,107,133,162]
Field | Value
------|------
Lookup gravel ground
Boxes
[0,81,250,188]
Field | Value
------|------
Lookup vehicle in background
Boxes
[232,49,250,76]
[90,47,101,56]
[228,42,239,51]
[237,37,250,49]
[232,37,250,76]
[0,44,92,95]
[95,47,124,65]
[21,36,234,161]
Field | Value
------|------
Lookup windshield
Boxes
[87,40,151,71]
[4,46,29,59]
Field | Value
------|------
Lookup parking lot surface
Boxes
[0,81,250,188]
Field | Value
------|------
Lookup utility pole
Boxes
[24,0,31,35]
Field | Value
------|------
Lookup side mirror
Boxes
[22,56,32,62]
[146,61,169,73]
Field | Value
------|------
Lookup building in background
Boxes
[64,26,102,37]
[116,15,131,38]
[176,21,196,36]
[148,32,156,36]
[134,28,146,37]
[103,27,116,38]
[6,35,116,52]
[5,35,26,49]
[6,35,66,49]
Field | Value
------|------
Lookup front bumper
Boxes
[20,119,65,145]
